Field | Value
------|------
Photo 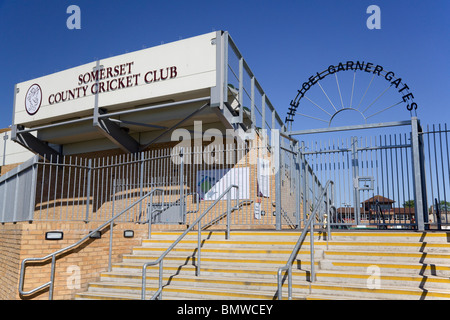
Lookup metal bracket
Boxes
[13,128,61,161]
[354,176,374,191]
[95,109,140,153]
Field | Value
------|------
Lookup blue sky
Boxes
[0,0,448,132]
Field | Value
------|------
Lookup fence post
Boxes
[301,142,308,225]
[1,173,8,223]
[139,152,144,219]
[273,129,281,230]
[27,154,39,222]
[411,117,427,231]
[351,136,361,225]
[84,159,92,223]
[180,148,185,224]
[295,142,301,229]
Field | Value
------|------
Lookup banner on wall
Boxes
[197,167,249,201]
[257,158,271,198]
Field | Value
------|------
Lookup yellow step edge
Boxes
[327,251,450,259]
[325,241,448,247]
[95,276,309,290]
[330,232,449,238]
[111,264,318,274]
[149,231,449,237]
[124,255,313,265]
[143,239,300,245]
[142,239,448,247]
[134,247,307,254]
[330,261,450,271]
[317,272,450,284]
[88,283,301,299]
[310,283,450,299]
[103,268,450,285]
[75,294,134,300]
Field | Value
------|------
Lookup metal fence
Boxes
[1,135,302,229]
[296,119,450,230]
[422,124,450,229]
[301,132,415,229]
[2,119,448,231]
[0,156,38,223]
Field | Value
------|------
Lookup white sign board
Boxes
[197,168,249,201]
[14,32,218,127]
[257,158,271,197]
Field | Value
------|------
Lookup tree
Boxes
[430,200,450,213]
[403,200,415,208]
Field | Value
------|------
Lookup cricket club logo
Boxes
[25,84,42,115]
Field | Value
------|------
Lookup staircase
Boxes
[75,230,450,300]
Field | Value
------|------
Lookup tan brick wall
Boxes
[0,221,152,300]
[0,223,23,300]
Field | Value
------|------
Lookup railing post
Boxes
[158,261,163,300]
[295,142,301,229]
[49,255,56,300]
[197,219,201,276]
[351,136,361,225]
[288,267,292,300]
[108,220,114,272]
[84,159,92,223]
[411,117,427,231]
[148,191,154,239]
[180,148,185,224]
[139,153,144,218]
[226,190,231,240]
[310,219,315,283]
[301,142,308,225]
[27,155,39,222]
[273,129,282,230]
[141,266,147,300]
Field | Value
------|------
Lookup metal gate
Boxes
[293,118,432,230]
[301,132,415,229]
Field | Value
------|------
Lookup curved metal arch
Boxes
[286,60,418,126]
[328,108,367,127]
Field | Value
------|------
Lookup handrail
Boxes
[18,188,164,299]
[201,199,252,230]
[141,184,239,300]
[277,180,334,300]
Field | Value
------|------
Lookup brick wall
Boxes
[0,223,23,299]
[0,221,156,300]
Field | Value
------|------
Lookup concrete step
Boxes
[143,237,450,253]
[129,246,324,260]
[123,255,301,268]
[307,282,450,300]
[323,250,450,264]
[105,263,312,281]
[77,274,450,300]
[320,259,450,277]
[75,230,450,300]
[101,264,450,291]
[309,270,450,290]
[77,281,304,300]
[147,230,450,243]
